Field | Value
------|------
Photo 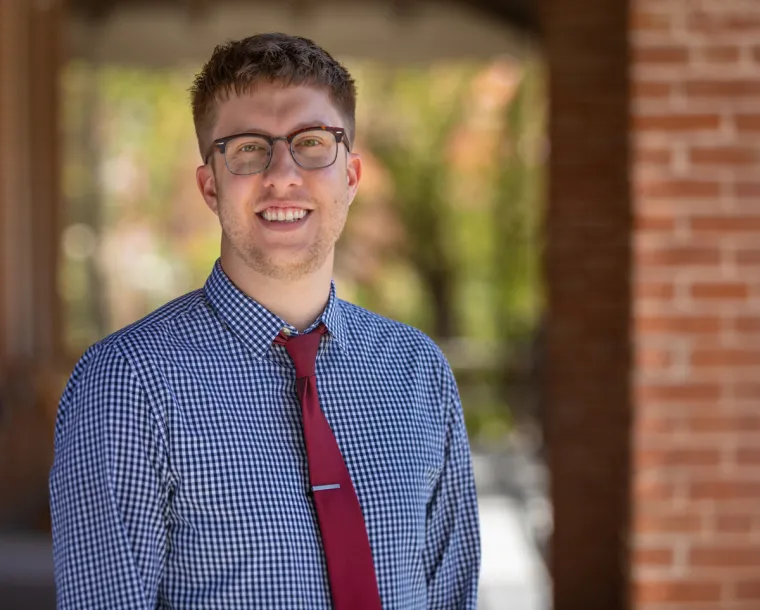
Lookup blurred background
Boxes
[3,0,760,609]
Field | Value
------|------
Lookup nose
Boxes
[261,139,302,189]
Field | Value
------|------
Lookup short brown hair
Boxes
[190,33,357,159]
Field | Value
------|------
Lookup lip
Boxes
[255,202,313,214]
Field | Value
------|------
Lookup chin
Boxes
[250,255,324,281]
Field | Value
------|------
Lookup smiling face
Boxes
[196,82,361,281]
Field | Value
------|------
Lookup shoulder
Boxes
[55,291,205,436]
[339,298,441,347]
[97,289,207,357]
[338,299,454,380]
[62,289,207,397]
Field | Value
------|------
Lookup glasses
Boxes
[205,125,350,176]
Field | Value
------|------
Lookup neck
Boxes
[219,250,334,333]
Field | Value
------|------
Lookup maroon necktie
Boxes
[275,324,383,610]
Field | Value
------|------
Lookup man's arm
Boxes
[423,368,481,609]
[50,344,170,609]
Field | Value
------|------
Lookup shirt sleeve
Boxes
[49,344,170,609]
[423,366,482,609]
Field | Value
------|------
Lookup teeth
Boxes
[262,208,307,222]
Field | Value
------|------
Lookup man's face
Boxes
[196,83,361,281]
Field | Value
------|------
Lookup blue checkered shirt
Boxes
[50,260,481,609]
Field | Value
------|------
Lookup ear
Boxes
[346,152,362,206]
[196,163,219,215]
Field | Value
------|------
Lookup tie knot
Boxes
[277,324,327,379]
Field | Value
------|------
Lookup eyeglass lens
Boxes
[223,130,338,175]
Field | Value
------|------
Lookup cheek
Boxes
[307,170,347,204]
[219,177,258,214]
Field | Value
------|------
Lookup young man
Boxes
[50,33,480,609]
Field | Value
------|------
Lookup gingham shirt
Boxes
[50,260,481,609]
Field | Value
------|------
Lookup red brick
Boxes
[685,79,760,99]
[734,383,760,400]
[690,544,760,567]
[637,448,721,468]
[635,579,722,603]
[637,315,721,334]
[698,45,741,64]
[637,245,721,267]
[734,182,760,198]
[633,80,674,100]
[715,514,754,534]
[635,146,672,165]
[688,12,760,34]
[634,113,721,132]
[637,178,720,199]
[691,216,760,233]
[688,413,760,434]
[691,348,760,368]
[734,317,760,333]
[635,511,703,535]
[639,382,722,402]
[735,114,760,132]
[736,249,760,266]
[689,146,759,166]
[690,482,760,502]
[735,448,760,466]
[735,579,760,600]
[634,546,675,567]
[690,281,750,300]
[634,45,689,64]
[637,415,679,435]
[636,213,676,232]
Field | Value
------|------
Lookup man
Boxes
[50,33,480,609]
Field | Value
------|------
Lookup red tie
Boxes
[275,324,383,610]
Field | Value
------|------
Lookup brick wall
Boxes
[631,1,760,608]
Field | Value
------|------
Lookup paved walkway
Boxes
[478,495,551,610]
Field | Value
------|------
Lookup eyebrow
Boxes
[230,121,334,136]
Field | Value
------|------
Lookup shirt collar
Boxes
[203,259,347,359]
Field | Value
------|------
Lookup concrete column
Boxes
[0,0,64,402]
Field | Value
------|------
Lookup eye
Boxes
[297,138,324,148]
[240,143,266,153]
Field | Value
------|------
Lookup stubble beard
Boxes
[217,190,350,282]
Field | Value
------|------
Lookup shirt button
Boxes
[282,327,292,336]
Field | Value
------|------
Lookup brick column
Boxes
[631,1,760,608]
[541,0,633,608]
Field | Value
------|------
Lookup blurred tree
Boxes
[356,65,472,339]
[345,59,546,444]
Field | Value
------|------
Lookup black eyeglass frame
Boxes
[204,125,351,175]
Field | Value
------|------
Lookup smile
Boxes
[257,207,311,223]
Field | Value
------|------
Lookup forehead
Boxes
[213,83,343,137]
